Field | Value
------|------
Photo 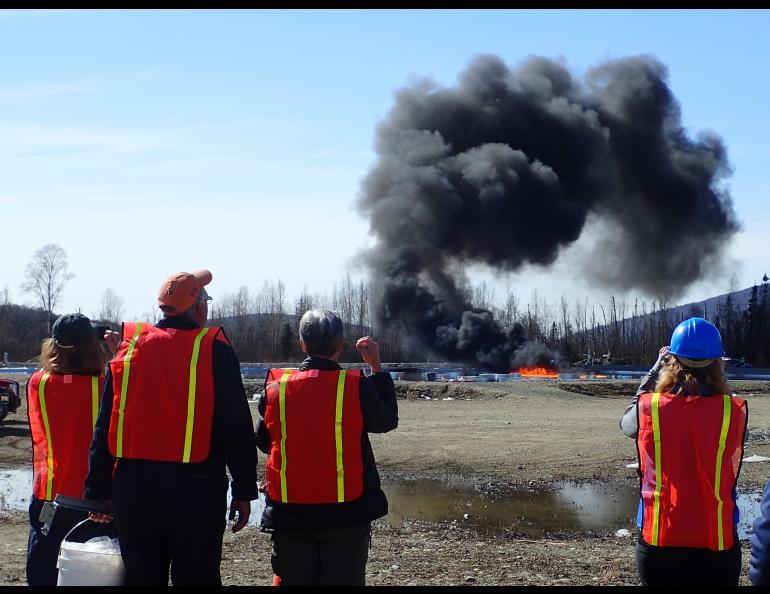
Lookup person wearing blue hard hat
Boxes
[619,317,748,586]
[669,316,726,361]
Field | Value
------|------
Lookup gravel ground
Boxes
[2,372,769,586]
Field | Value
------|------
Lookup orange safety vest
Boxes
[264,367,364,504]
[27,370,103,501]
[636,391,747,550]
[107,322,220,463]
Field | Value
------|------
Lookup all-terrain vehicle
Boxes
[0,379,21,421]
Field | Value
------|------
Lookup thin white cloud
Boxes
[0,121,182,154]
[0,9,81,18]
[0,85,85,102]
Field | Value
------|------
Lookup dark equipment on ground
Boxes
[0,379,20,421]
[724,356,753,369]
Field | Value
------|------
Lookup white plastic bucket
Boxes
[57,520,125,586]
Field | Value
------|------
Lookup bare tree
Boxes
[21,244,74,332]
[294,286,314,319]
[355,280,369,330]
[142,307,162,324]
[472,281,495,311]
[334,273,356,324]
[501,286,519,328]
[98,288,125,326]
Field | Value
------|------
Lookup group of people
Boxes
[25,269,397,586]
[20,267,770,586]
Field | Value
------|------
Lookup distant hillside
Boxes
[574,279,769,365]
[663,286,754,322]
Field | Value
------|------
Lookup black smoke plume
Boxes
[357,54,739,371]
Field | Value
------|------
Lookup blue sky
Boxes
[1,9,769,320]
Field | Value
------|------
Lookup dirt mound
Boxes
[558,379,770,400]
[558,380,639,399]
[395,381,527,401]
[732,381,770,396]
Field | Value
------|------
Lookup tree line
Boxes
[3,244,768,366]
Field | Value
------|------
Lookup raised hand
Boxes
[355,336,382,373]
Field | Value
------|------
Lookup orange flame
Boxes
[513,366,560,379]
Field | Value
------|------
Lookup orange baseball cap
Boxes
[157,269,213,315]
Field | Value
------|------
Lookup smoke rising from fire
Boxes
[357,54,739,371]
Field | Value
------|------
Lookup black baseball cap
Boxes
[52,313,101,348]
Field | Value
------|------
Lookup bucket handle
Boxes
[62,518,118,545]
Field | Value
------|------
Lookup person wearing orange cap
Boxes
[84,270,259,586]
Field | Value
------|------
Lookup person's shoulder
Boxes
[214,332,231,347]
[28,368,46,383]
[207,326,234,351]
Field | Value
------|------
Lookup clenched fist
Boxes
[356,336,382,373]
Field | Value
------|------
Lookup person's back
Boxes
[256,309,398,586]
[84,269,259,586]
[26,313,108,586]
[620,318,747,586]
[263,366,365,505]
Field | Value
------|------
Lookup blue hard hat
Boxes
[668,317,724,360]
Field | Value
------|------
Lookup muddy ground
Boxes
[2,372,770,585]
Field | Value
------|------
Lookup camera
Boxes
[94,325,111,340]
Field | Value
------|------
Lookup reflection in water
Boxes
[382,478,638,537]
[1,467,762,540]
[382,478,763,540]
[0,468,31,512]
[738,492,763,540]
[554,482,638,532]
[0,467,266,526]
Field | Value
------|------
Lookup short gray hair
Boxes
[299,309,344,357]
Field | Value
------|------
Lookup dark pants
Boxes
[112,467,228,587]
[636,535,742,586]
[271,522,371,586]
[26,497,88,586]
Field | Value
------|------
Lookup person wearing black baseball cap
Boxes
[51,313,109,349]
[26,313,110,585]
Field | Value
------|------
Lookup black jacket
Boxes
[84,316,259,502]
[255,356,398,531]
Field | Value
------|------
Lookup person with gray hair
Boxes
[256,308,398,586]
[297,309,345,356]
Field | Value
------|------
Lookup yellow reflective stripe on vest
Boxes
[116,323,143,458]
[91,376,99,426]
[182,327,210,463]
[38,372,54,500]
[278,371,292,503]
[335,370,347,503]
[714,395,732,551]
[651,392,662,546]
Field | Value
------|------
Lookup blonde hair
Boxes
[655,356,730,396]
[40,337,108,376]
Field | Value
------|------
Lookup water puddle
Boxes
[0,468,32,512]
[1,468,761,540]
[381,478,762,540]
[0,467,265,527]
